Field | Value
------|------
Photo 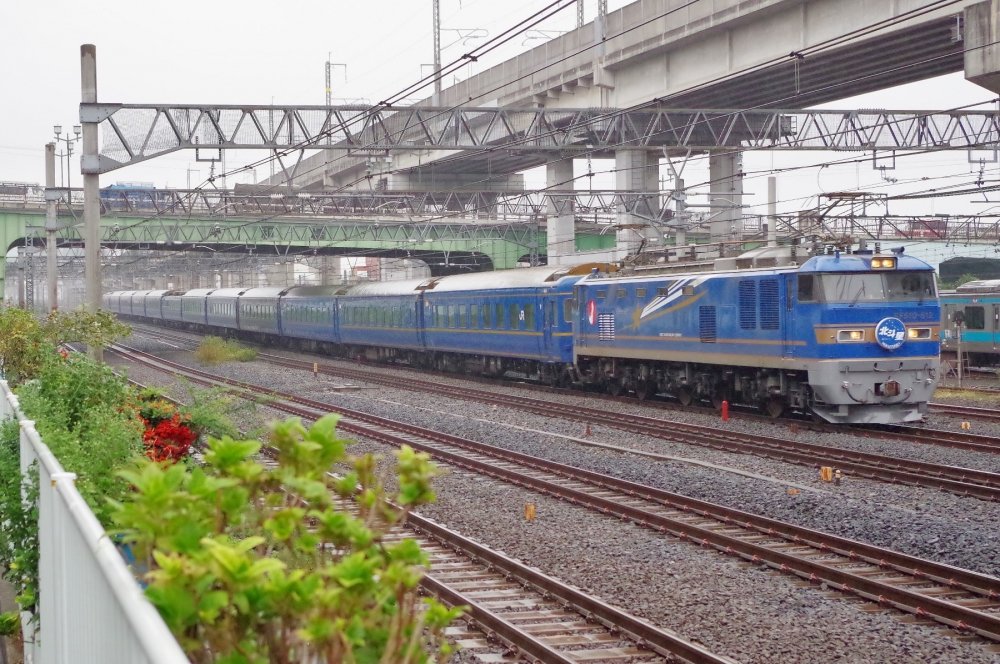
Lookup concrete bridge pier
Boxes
[615,149,659,260]
[709,151,744,245]
[966,0,1000,94]
[546,159,576,265]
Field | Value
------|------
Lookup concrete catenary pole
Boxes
[45,143,58,310]
[81,44,102,360]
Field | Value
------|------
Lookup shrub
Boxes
[0,420,39,619]
[0,306,130,386]
[15,351,146,524]
[112,415,462,663]
[195,336,257,366]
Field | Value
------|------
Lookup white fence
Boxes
[0,380,189,664]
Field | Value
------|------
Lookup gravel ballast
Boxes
[111,334,1000,663]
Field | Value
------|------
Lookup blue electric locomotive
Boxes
[575,250,939,423]
[105,249,940,424]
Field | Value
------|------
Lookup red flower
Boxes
[58,349,69,360]
[142,414,196,463]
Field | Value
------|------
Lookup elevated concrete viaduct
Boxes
[282,0,1000,261]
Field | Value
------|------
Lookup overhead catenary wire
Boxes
[102,0,993,258]
[113,0,964,232]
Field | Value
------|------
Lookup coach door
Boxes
[990,304,1000,350]
[542,296,555,360]
[782,276,795,359]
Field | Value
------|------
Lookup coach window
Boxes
[966,306,986,330]
[509,303,520,330]
[636,288,646,298]
[617,288,626,299]
[470,304,479,328]
[563,299,573,323]
[483,303,492,329]
[524,304,535,330]
[445,305,454,328]
[495,303,505,329]
[549,301,557,326]
[458,305,467,328]
[596,290,606,300]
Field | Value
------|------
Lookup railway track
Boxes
[127,327,1000,501]
[929,402,1000,424]
[111,348,728,664]
[110,343,1000,645]
[130,324,1000,454]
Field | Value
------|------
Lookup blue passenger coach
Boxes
[279,286,344,345]
[575,252,939,423]
[338,280,424,356]
[420,265,593,382]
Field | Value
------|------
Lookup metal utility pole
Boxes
[577,0,584,28]
[598,0,607,20]
[80,44,102,360]
[45,143,58,310]
[326,55,332,107]
[673,177,686,249]
[767,176,777,247]
[17,251,25,309]
[433,0,442,97]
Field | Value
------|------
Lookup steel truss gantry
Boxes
[82,104,1000,173]
[91,188,668,224]
[45,216,543,253]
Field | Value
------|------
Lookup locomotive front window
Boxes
[814,271,935,303]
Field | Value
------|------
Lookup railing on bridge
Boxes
[0,380,189,664]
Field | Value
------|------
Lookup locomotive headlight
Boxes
[837,330,865,342]
[870,257,896,269]
[907,327,931,339]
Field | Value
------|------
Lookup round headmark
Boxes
[875,317,907,350]
[587,299,597,325]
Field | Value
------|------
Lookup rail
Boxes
[0,379,189,664]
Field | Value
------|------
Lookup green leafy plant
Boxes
[14,351,146,524]
[42,309,131,350]
[0,420,40,621]
[112,415,462,664]
[194,336,258,366]
[0,306,130,386]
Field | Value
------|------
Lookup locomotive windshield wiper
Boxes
[849,282,865,307]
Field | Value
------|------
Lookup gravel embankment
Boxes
[371,436,1000,664]
[110,337,1000,663]
[116,333,1000,576]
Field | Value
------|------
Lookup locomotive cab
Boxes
[797,251,940,424]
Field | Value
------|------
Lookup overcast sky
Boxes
[2,0,999,235]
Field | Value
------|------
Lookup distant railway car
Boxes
[237,288,285,337]
[102,292,121,314]
[576,250,939,423]
[338,280,425,357]
[129,291,154,317]
[142,290,171,320]
[280,286,344,345]
[940,280,1000,364]
[206,288,247,329]
[180,289,214,325]
[161,291,184,322]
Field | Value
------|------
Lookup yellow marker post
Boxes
[313,362,318,379]
[524,504,536,520]
[820,467,833,482]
